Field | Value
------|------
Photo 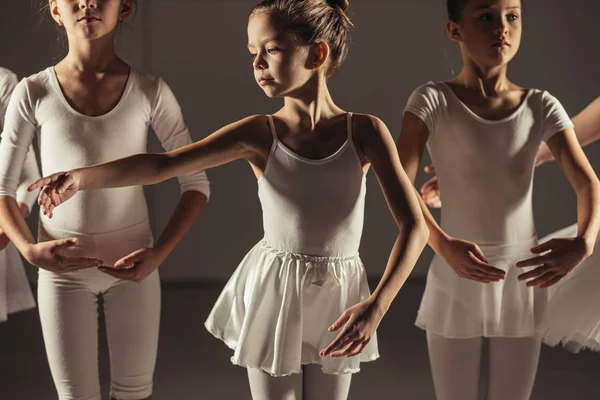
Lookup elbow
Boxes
[402,216,430,248]
[153,153,175,185]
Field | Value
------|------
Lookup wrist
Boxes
[578,234,596,257]
[369,292,392,314]
[21,243,37,264]
[152,244,171,261]
[431,231,452,254]
[71,169,85,190]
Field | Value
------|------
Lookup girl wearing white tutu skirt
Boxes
[421,96,600,354]
[397,0,600,398]
[26,1,429,398]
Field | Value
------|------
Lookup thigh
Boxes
[38,270,101,400]
[486,335,541,400]
[426,331,483,400]
[103,270,161,400]
[247,367,302,400]
[302,364,352,400]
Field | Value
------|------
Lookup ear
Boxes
[49,0,63,26]
[446,20,462,43]
[311,42,330,71]
[119,0,134,21]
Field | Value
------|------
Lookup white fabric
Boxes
[540,224,600,352]
[205,113,379,377]
[0,67,37,323]
[0,66,210,235]
[426,331,541,400]
[37,220,159,400]
[0,67,41,211]
[406,82,573,337]
[0,242,36,322]
[247,364,352,400]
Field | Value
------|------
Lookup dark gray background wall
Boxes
[1,0,598,282]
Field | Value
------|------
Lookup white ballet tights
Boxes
[247,364,352,400]
[426,331,541,400]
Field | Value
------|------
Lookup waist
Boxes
[260,239,360,261]
[39,218,152,243]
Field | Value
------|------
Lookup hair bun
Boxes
[327,0,349,12]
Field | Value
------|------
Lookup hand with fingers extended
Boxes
[440,237,506,283]
[319,298,384,358]
[24,238,103,274]
[99,247,165,283]
[516,237,592,288]
[28,171,81,218]
[420,164,441,209]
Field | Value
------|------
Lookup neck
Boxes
[282,75,343,130]
[62,32,121,74]
[456,54,511,96]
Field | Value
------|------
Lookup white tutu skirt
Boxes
[0,242,36,322]
[416,236,548,338]
[204,240,379,377]
[541,224,600,352]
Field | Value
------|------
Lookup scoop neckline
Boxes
[440,81,532,124]
[49,65,134,119]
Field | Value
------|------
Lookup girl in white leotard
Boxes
[422,97,600,353]
[0,1,210,399]
[29,1,429,399]
[0,67,39,322]
[397,0,600,399]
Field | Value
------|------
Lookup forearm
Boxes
[573,97,600,148]
[370,219,429,311]
[0,196,36,256]
[77,153,170,190]
[575,180,600,252]
[412,186,450,253]
[152,190,207,260]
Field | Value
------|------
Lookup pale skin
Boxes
[421,96,600,206]
[397,0,600,289]
[29,11,429,359]
[0,1,207,398]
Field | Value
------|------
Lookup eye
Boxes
[478,13,493,21]
[267,47,281,54]
[507,14,519,22]
[249,53,257,60]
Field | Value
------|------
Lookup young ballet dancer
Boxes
[28,0,429,399]
[0,67,39,323]
[421,96,600,353]
[396,0,600,399]
[0,1,210,399]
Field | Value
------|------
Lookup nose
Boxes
[253,52,267,71]
[494,19,508,37]
[79,0,97,9]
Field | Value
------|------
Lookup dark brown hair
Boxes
[250,0,353,76]
[447,0,523,22]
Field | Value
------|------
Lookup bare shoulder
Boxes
[347,113,394,163]
[226,114,274,161]
[351,113,391,143]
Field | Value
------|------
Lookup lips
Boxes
[78,16,101,23]
[258,77,274,85]
[492,40,509,47]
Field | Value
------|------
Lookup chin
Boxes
[261,87,284,99]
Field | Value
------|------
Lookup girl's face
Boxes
[448,0,522,69]
[49,0,132,41]
[247,12,318,98]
